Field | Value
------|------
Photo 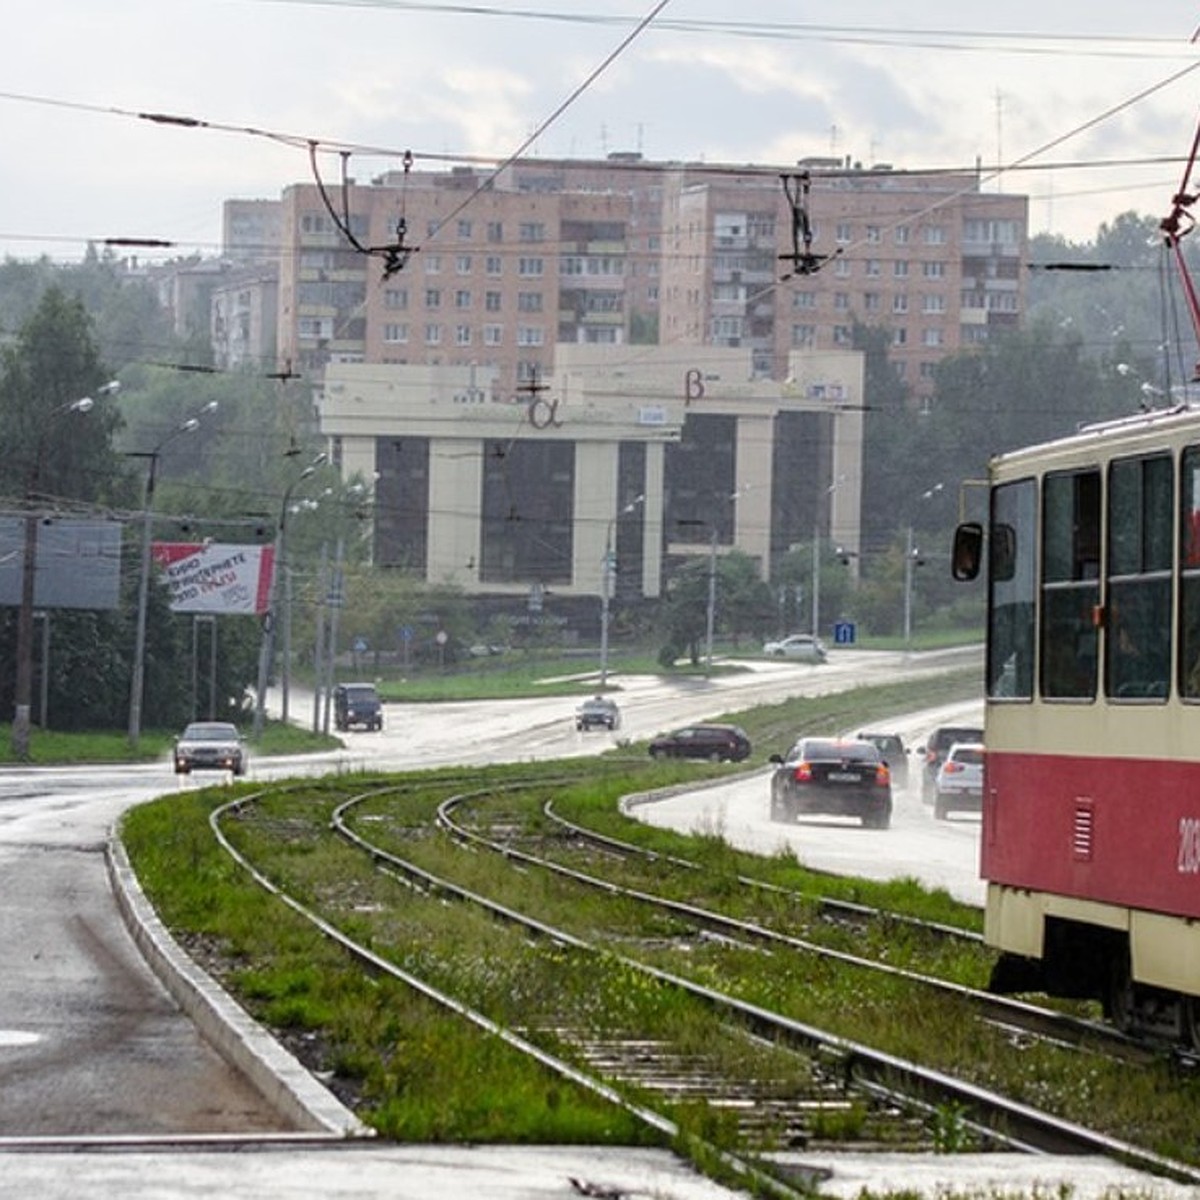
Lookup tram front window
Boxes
[1105,454,1171,702]
[987,480,1035,699]
[1041,469,1100,700]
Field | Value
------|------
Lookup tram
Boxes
[953,405,1200,1046]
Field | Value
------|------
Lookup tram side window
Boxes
[1180,447,1200,699]
[987,479,1035,699]
[1040,470,1099,700]
[1106,454,1171,702]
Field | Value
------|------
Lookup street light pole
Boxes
[704,526,717,677]
[11,387,114,759]
[127,401,218,748]
[598,494,643,688]
[253,452,326,739]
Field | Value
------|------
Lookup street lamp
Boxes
[598,493,644,687]
[127,401,219,748]
[11,385,116,759]
[811,476,846,641]
[252,452,327,739]
[903,484,943,652]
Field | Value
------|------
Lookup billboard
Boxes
[0,518,123,610]
[152,542,274,615]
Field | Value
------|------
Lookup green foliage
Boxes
[658,550,775,663]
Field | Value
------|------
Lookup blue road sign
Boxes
[833,620,856,645]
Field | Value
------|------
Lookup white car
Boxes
[173,721,247,776]
[932,741,984,819]
[762,633,828,663]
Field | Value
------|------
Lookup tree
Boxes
[657,550,775,665]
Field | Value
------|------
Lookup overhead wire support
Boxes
[778,172,839,281]
[308,141,419,280]
[1158,113,1200,379]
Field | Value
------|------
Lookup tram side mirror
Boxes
[951,522,984,581]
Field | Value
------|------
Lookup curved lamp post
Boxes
[126,401,219,748]
[253,452,327,739]
[11,384,117,759]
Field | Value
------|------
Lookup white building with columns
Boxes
[318,345,863,627]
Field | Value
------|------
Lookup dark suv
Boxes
[919,724,983,803]
[333,683,384,731]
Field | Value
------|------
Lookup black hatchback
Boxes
[648,723,751,763]
[769,737,892,829]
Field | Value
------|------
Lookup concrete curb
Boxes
[107,831,372,1140]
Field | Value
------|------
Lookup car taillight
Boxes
[792,762,813,783]
[875,763,890,787]
[943,761,964,775]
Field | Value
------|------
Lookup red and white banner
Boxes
[151,542,274,615]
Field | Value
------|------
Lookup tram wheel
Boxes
[1181,995,1200,1052]
[1106,953,1137,1035]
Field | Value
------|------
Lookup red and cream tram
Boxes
[954,404,1200,1047]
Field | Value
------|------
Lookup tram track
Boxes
[433,785,1155,1068]
[197,775,1200,1188]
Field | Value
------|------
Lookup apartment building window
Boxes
[425,288,441,309]
[483,325,502,346]
[712,315,743,341]
[518,257,544,277]
[833,325,853,346]
[864,292,881,313]
[986,292,1019,312]
[834,292,850,311]
[561,256,582,276]
[865,259,881,277]
[893,294,909,314]
[425,324,442,345]
[835,258,851,278]
[517,326,545,346]
[384,288,408,309]
[792,291,817,309]
[922,294,947,314]
[487,221,503,243]
[923,261,946,278]
[792,324,817,347]
[747,214,775,239]
[836,222,852,244]
[426,220,440,237]
[517,360,541,382]
[457,219,473,239]
[485,291,502,312]
[584,328,620,344]
[486,255,502,276]
[892,327,907,346]
[298,317,333,338]
[964,218,1019,243]
[895,226,910,245]
[518,292,543,313]
[923,328,944,347]
[300,214,338,235]
[646,284,659,301]
[713,283,746,302]
[586,291,622,313]
[455,325,472,346]
[519,222,546,243]
[923,226,947,245]
[894,261,909,278]
[866,225,881,243]
[455,289,472,309]
[456,255,472,275]
[383,323,408,344]
[424,254,441,273]
[920,362,937,379]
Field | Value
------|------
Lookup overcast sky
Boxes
[2,2,1199,263]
